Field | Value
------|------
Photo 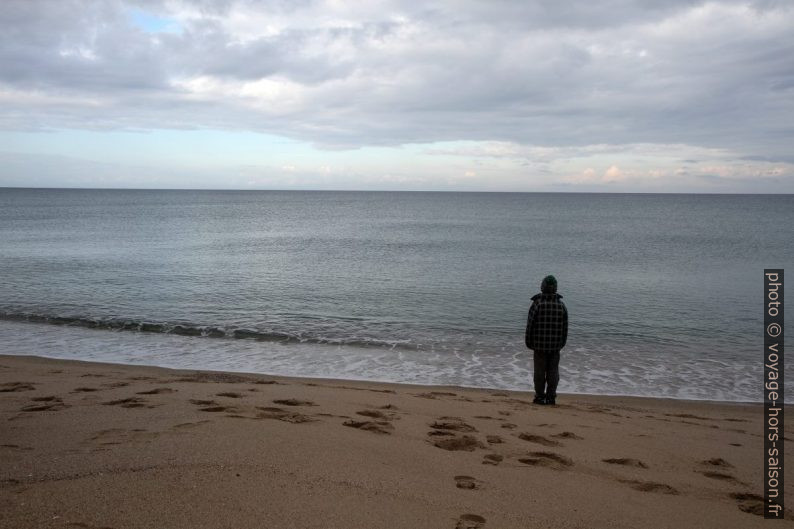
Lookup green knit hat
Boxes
[541,275,558,293]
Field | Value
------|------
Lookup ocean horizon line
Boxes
[0,186,790,196]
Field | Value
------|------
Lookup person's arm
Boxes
[525,301,538,349]
[560,303,568,349]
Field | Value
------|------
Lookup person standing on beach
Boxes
[525,275,568,405]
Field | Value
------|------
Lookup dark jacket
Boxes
[525,292,568,353]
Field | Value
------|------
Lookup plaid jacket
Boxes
[525,292,568,353]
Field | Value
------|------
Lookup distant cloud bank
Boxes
[0,1,792,191]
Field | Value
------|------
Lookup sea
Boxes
[0,188,791,402]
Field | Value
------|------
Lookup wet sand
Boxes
[0,354,790,529]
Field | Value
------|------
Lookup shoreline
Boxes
[3,353,766,407]
[0,315,767,402]
[1,354,790,528]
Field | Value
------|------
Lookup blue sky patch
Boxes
[128,8,180,34]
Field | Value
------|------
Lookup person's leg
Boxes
[533,351,547,403]
[544,350,561,404]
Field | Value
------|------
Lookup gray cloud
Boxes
[0,0,792,165]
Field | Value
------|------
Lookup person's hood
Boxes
[532,292,563,301]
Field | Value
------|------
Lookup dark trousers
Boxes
[533,350,560,398]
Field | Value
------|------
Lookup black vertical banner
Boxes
[765,269,784,519]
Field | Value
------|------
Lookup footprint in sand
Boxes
[356,409,393,420]
[517,432,561,447]
[430,417,477,433]
[341,406,398,433]
[273,398,315,406]
[343,419,393,434]
[66,522,117,529]
[701,457,734,468]
[602,458,648,469]
[454,475,482,490]
[697,458,743,483]
[73,387,101,393]
[698,470,743,484]
[428,430,455,437]
[0,444,33,451]
[216,391,244,398]
[256,406,316,424]
[518,451,572,469]
[727,492,793,519]
[551,431,583,440]
[0,382,35,392]
[455,514,486,529]
[200,405,236,413]
[426,418,483,449]
[486,435,503,444]
[136,388,176,395]
[20,402,67,412]
[102,382,129,388]
[172,420,211,429]
[31,395,60,402]
[102,397,148,408]
[482,454,503,466]
[430,435,484,451]
[730,492,765,516]
[21,396,69,412]
[188,399,240,413]
[619,479,678,495]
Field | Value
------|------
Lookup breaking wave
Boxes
[0,311,417,351]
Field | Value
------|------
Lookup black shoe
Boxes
[546,397,556,406]
[533,396,546,405]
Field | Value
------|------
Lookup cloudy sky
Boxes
[1,0,792,192]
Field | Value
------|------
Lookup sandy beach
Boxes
[0,354,790,529]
